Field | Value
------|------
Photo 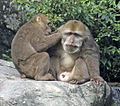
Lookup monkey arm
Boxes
[82,38,100,77]
[82,39,104,84]
[30,33,61,52]
[83,50,104,85]
[83,51,100,77]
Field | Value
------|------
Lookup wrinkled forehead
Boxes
[65,21,85,30]
[62,21,86,35]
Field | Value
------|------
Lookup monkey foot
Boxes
[69,80,79,84]
[69,79,88,84]
[20,74,26,78]
[90,76,104,86]
[34,73,56,81]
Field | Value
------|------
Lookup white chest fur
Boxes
[60,52,75,70]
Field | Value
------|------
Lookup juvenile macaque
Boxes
[50,20,104,85]
[11,13,61,81]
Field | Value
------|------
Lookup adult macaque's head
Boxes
[58,20,90,54]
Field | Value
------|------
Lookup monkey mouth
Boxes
[64,45,80,54]
[45,32,52,36]
[66,45,78,49]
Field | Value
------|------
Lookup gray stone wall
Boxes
[0,0,26,58]
[0,59,112,106]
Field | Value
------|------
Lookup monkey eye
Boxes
[68,32,73,35]
[65,32,72,36]
[74,33,82,37]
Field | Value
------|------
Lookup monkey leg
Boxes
[19,52,56,81]
[50,56,61,80]
[84,55,104,85]
[69,58,90,84]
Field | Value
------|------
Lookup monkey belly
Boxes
[60,52,75,72]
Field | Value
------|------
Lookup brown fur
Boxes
[11,13,61,81]
[50,20,104,84]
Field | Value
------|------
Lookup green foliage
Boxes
[11,0,120,82]
[1,49,12,61]
[2,54,12,61]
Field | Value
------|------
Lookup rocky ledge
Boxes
[0,59,112,106]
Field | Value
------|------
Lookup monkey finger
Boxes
[90,77,104,86]
[69,80,78,84]
[96,80,99,85]
[90,78,94,81]
[99,80,104,86]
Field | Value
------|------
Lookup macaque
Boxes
[50,20,104,85]
[11,13,61,81]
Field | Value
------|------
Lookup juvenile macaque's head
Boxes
[58,20,91,54]
[31,13,51,34]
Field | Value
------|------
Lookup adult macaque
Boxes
[50,20,104,85]
[11,13,61,81]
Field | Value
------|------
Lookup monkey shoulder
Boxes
[82,38,99,52]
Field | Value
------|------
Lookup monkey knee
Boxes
[42,52,50,59]
[37,52,50,60]
[83,75,90,81]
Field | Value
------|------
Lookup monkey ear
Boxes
[36,16,41,22]
[85,26,89,33]
[84,26,92,37]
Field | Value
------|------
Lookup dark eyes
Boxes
[74,33,78,36]
[65,32,72,35]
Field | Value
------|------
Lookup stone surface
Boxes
[0,59,112,106]
[0,0,26,58]
[111,86,120,106]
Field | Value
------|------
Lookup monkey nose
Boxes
[67,41,74,46]
[70,41,74,45]
[68,39,74,45]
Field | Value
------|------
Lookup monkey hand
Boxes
[90,76,104,86]
[54,26,62,33]
[58,72,71,82]
[54,31,62,38]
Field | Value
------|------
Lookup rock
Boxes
[0,59,112,106]
[111,87,120,106]
[0,0,26,58]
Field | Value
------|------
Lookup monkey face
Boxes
[45,19,51,35]
[61,31,84,54]
[34,13,52,35]
[59,20,89,54]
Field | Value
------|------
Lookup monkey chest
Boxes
[60,53,75,71]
